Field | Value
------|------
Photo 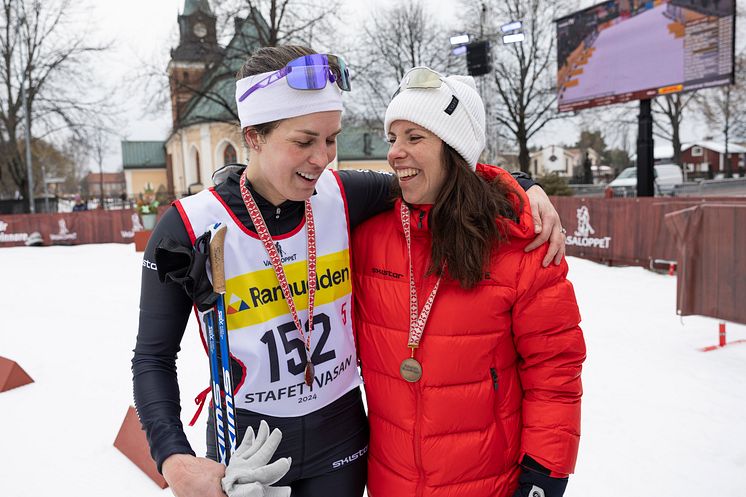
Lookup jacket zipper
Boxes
[413,209,429,301]
[413,208,427,497]
[414,380,425,497]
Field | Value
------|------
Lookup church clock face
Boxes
[193,22,207,38]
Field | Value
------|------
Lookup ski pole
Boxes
[208,222,237,461]
[203,310,228,465]
[195,230,228,465]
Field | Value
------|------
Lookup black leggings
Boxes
[290,452,367,496]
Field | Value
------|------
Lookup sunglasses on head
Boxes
[238,53,351,102]
[391,67,483,140]
[391,67,444,99]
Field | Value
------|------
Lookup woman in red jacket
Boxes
[352,67,586,497]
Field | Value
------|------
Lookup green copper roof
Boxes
[179,15,265,126]
[183,0,213,16]
[122,141,166,169]
[180,77,237,126]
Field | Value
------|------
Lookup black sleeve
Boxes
[337,169,395,228]
[336,169,533,227]
[132,206,197,472]
[511,171,536,191]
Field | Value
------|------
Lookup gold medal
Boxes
[399,203,442,384]
[400,357,423,382]
[304,361,315,386]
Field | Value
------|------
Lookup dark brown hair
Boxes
[412,144,522,289]
[236,45,318,135]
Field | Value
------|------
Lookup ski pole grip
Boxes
[208,223,228,294]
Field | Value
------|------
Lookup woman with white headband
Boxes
[352,67,585,497]
[132,47,565,497]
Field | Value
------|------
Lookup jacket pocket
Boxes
[489,367,509,474]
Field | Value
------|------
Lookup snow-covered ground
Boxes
[1,243,745,496]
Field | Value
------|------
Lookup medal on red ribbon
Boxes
[240,169,317,387]
[399,202,443,383]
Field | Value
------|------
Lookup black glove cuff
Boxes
[514,455,568,497]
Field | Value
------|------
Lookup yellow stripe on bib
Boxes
[225,249,351,329]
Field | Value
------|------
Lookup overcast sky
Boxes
[90,0,739,172]
[91,0,182,171]
[87,0,464,171]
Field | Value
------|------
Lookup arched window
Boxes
[194,149,201,184]
[223,144,237,164]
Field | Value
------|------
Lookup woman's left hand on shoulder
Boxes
[523,185,566,267]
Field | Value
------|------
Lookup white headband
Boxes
[235,70,344,128]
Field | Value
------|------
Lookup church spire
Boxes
[183,0,213,17]
[169,0,222,128]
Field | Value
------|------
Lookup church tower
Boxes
[168,0,223,128]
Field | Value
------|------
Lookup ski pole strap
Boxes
[189,386,211,427]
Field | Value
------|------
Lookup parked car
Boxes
[606,164,684,197]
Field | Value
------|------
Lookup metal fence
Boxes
[567,177,746,199]
[673,177,746,197]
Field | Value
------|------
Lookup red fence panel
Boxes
[0,207,167,248]
[551,197,746,268]
[666,204,746,325]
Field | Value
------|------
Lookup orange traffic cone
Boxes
[113,406,168,489]
[0,357,34,392]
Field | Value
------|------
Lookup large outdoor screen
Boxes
[556,0,736,112]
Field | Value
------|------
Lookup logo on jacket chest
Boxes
[371,267,404,280]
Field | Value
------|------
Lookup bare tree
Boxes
[17,134,88,198]
[345,0,453,128]
[458,0,569,173]
[0,0,110,211]
[652,93,696,167]
[576,101,638,159]
[59,136,89,195]
[215,0,343,49]
[136,0,343,134]
[90,127,111,209]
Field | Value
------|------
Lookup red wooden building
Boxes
[680,141,746,179]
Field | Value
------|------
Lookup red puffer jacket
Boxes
[352,164,585,497]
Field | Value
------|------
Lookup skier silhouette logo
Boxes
[50,218,77,241]
[574,206,595,238]
[275,242,285,258]
[58,219,70,235]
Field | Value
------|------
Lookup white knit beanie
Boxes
[384,68,486,170]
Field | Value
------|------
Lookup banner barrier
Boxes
[0,207,166,247]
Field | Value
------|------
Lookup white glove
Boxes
[221,420,292,497]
